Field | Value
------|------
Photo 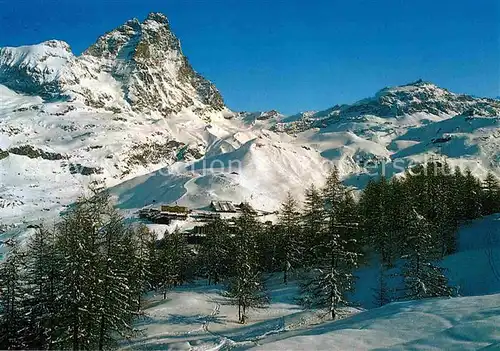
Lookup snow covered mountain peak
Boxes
[80,12,224,114]
[83,12,179,60]
[0,40,74,67]
[0,12,224,115]
[277,81,500,135]
[0,40,76,100]
[365,79,500,117]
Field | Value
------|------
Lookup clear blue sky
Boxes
[0,0,498,114]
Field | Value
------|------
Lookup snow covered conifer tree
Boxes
[301,169,360,320]
[0,241,26,350]
[302,183,326,266]
[226,209,268,323]
[276,192,303,284]
[95,208,136,350]
[54,192,110,349]
[22,226,61,349]
[401,208,453,300]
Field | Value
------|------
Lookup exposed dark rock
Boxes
[13,105,40,112]
[8,145,65,160]
[83,12,224,114]
[0,149,8,160]
[68,163,103,175]
[126,140,185,166]
[432,135,452,144]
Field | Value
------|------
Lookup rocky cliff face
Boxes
[0,13,224,115]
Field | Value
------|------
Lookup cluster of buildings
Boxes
[137,200,269,244]
[138,200,259,225]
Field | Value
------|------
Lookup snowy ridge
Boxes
[0,40,76,99]
[0,13,224,115]
[1,12,500,237]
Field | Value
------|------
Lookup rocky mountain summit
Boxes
[0,12,499,231]
[277,80,500,133]
[0,13,224,115]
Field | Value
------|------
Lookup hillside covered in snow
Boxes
[120,214,500,350]
[1,15,499,229]
[1,11,500,351]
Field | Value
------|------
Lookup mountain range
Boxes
[1,12,499,231]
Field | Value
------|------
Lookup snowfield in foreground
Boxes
[124,283,500,351]
[253,293,500,351]
[122,215,500,351]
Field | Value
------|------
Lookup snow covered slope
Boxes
[1,13,500,234]
[123,281,499,350]
[110,81,500,214]
[119,214,500,350]
[253,293,500,350]
[0,13,223,115]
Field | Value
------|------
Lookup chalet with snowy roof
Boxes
[210,200,237,213]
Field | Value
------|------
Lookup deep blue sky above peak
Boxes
[0,0,498,114]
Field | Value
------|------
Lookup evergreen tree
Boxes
[95,209,136,350]
[199,218,233,285]
[52,190,140,350]
[323,166,344,214]
[401,208,453,300]
[301,183,326,266]
[54,195,103,349]
[276,192,303,284]
[461,168,483,220]
[302,169,360,320]
[359,177,395,265]
[226,209,268,323]
[22,227,61,349]
[373,263,391,307]
[482,172,500,215]
[433,162,459,257]
[128,224,157,312]
[255,222,280,273]
[0,241,26,350]
[157,229,193,299]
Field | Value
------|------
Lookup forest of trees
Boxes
[1,162,499,349]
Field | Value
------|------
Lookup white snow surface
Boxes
[0,15,499,242]
[1,79,500,231]
[252,293,500,351]
[118,215,500,350]
[0,14,500,350]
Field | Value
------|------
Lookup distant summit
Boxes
[275,81,500,133]
[0,13,224,115]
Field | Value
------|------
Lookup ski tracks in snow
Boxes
[203,301,221,333]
